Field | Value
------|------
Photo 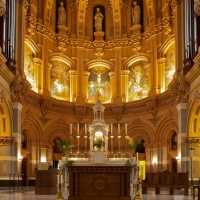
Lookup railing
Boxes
[8,174,24,194]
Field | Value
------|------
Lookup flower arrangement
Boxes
[93,138,105,150]
[125,136,141,156]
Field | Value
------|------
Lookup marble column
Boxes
[176,103,189,173]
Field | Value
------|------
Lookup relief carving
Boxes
[0,136,15,146]
[0,0,6,16]
[111,106,123,120]
[40,98,53,117]
[183,137,200,147]
[168,76,189,103]
[145,98,159,117]
[0,90,6,102]
[10,76,31,103]
[75,106,87,120]
[194,90,200,102]
[195,0,200,16]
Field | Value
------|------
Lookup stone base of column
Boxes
[76,96,86,104]
[57,25,68,35]
[112,96,123,104]
[94,31,105,40]
[130,24,142,35]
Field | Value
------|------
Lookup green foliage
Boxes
[65,160,74,166]
[125,159,131,166]
[125,136,141,155]
[55,138,75,156]
[93,138,105,149]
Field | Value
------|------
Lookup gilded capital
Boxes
[145,98,159,117]
[195,0,200,16]
[0,0,6,16]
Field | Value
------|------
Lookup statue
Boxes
[57,1,66,26]
[94,8,104,32]
[132,1,141,25]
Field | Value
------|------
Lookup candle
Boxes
[70,124,72,135]
[111,123,113,135]
[125,123,127,135]
[77,123,79,135]
[118,123,120,135]
[85,124,87,135]
[136,152,138,161]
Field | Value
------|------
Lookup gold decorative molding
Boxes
[194,90,200,102]
[145,98,159,117]
[29,139,54,148]
[0,0,6,16]
[0,90,6,102]
[111,106,123,120]
[195,0,200,16]
[10,76,31,103]
[145,139,169,149]
[75,106,87,120]
[40,98,53,117]
[168,76,190,103]
[0,136,15,146]
[183,137,200,147]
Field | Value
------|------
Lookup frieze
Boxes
[145,139,170,149]
[40,98,53,117]
[29,139,54,148]
[107,38,129,48]
[111,106,123,120]
[145,98,159,117]
[0,0,6,16]
[75,106,87,120]
[0,90,6,102]
[183,137,200,147]
[0,136,15,146]
[10,76,31,103]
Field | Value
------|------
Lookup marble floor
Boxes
[0,187,198,200]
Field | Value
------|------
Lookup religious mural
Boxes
[24,43,35,90]
[165,45,175,89]
[88,68,110,104]
[128,61,149,101]
[50,61,70,100]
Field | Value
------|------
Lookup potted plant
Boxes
[93,138,105,151]
[55,138,75,159]
[125,136,141,157]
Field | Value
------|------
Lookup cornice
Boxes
[25,12,174,49]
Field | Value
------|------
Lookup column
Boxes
[121,70,130,102]
[109,72,115,102]
[76,47,85,103]
[157,58,166,93]
[83,71,90,102]
[29,145,37,180]
[42,36,50,96]
[148,35,159,96]
[173,1,184,76]
[15,0,26,77]
[176,103,189,173]
[12,102,23,174]
[69,70,77,102]
[113,48,122,103]
[33,58,42,93]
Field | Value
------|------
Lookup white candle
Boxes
[111,123,113,135]
[118,123,120,135]
[70,124,72,135]
[77,123,79,135]
[125,123,127,135]
[136,152,138,161]
[85,124,87,135]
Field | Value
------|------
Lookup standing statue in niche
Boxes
[57,1,66,26]
[94,8,104,32]
[132,1,141,25]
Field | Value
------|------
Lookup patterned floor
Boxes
[0,187,197,200]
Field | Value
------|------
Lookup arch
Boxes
[159,37,175,57]
[25,37,41,56]
[123,53,150,70]
[188,102,200,137]
[0,102,11,136]
[156,117,178,141]
[49,54,76,70]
